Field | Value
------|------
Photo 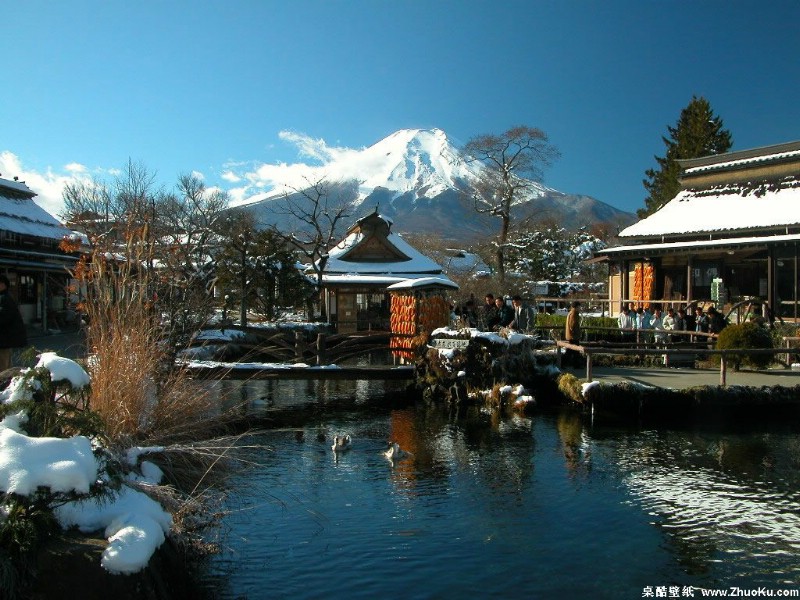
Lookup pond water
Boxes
[198,379,800,599]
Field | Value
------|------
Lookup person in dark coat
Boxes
[707,306,727,335]
[494,296,515,330]
[509,295,532,331]
[482,293,498,330]
[0,274,27,372]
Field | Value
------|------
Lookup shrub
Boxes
[716,322,774,370]
[534,313,621,342]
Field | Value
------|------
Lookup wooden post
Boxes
[557,342,562,369]
[295,330,304,362]
[585,352,593,383]
[317,333,326,366]
[720,353,727,387]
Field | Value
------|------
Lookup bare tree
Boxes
[61,177,114,242]
[464,126,559,284]
[270,177,358,318]
[61,159,163,249]
[62,162,231,350]
[155,174,229,341]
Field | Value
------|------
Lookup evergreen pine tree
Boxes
[639,96,732,218]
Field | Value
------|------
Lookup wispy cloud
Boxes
[64,162,88,173]
[2,130,375,215]
[226,131,369,205]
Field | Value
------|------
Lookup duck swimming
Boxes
[331,434,352,452]
[384,442,410,460]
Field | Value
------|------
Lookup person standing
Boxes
[707,306,727,335]
[693,306,709,344]
[638,306,653,345]
[694,307,709,333]
[662,307,676,342]
[482,293,498,330]
[0,274,27,372]
[651,307,667,345]
[618,306,635,343]
[494,296,514,330]
[510,295,531,331]
[564,301,582,368]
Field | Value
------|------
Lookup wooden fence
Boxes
[193,327,415,366]
[556,335,793,386]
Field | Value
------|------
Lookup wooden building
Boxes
[0,176,78,328]
[595,141,800,320]
[318,210,457,333]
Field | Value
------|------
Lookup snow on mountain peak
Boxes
[229,127,548,209]
[354,128,478,200]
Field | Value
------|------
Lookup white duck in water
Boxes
[384,442,410,460]
[331,434,352,452]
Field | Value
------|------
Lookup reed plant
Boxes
[65,224,249,493]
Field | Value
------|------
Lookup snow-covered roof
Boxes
[0,177,72,241]
[325,213,445,275]
[619,183,800,238]
[387,276,459,290]
[621,141,800,240]
[326,230,443,274]
[321,274,416,285]
[0,177,37,197]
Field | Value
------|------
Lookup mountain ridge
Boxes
[231,128,635,241]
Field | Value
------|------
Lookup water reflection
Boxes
[611,429,800,584]
[199,378,800,597]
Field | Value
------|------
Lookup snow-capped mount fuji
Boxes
[231,128,633,241]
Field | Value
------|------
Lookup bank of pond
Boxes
[413,327,800,422]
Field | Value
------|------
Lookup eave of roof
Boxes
[0,177,37,198]
[678,140,800,173]
[597,232,800,258]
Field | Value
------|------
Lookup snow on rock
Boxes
[55,484,173,574]
[581,381,600,398]
[514,395,536,408]
[36,352,91,388]
[103,513,167,574]
[0,427,98,495]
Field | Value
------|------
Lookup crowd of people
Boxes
[616,302,728,345]
[454,293,537,332]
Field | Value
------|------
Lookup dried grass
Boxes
[77,229,250,472]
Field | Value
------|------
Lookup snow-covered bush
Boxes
[0,355,175,597]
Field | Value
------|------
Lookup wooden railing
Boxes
[556,336,791,386]
[191,327,415,366]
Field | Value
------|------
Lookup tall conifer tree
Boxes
[639,96,732,218]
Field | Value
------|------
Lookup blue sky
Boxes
[3,0,799,218]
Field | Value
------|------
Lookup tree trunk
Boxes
[497,214,510,284]
[239,248,247,328]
